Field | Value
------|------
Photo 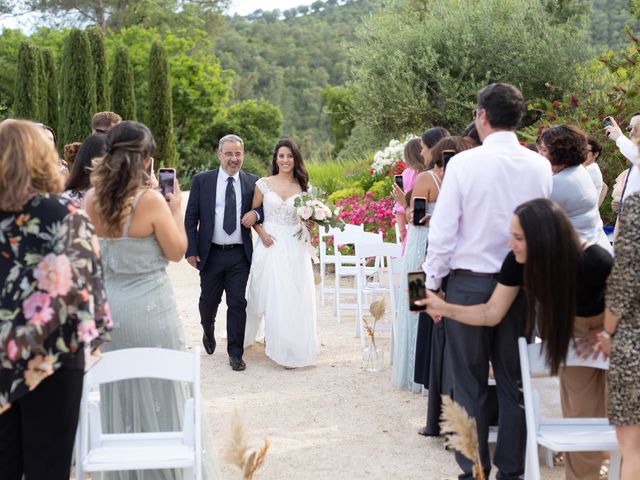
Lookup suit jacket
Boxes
[184,168,261,268]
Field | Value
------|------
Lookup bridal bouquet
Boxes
[293,190,345,236]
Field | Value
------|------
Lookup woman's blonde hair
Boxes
[0,119,63,211]
[90,121,155,236]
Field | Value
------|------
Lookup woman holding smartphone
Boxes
[391,135,469,393]
[85,121,220,480]
[418,198,613,480]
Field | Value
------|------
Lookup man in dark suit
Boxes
[185,134,263,371]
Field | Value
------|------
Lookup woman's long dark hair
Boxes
[90,121,156,236]
[515,198,581,375]
[65,133,108,192]
[271,139,309,192]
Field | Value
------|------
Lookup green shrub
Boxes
[328,186,365,204]
[368,179,391,199]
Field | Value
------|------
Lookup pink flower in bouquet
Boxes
[34,253,72,297]
[297,206,313,220]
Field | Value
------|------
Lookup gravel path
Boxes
[169,253,565,480]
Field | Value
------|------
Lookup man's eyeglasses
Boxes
[222,152,243,159]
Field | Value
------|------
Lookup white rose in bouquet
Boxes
[298,205,313,220]
[314,207,327,221]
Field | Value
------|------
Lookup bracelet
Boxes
[601,328,616,340]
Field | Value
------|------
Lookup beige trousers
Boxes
[558,314,608,480]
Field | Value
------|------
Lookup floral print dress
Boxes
[0,194,112,413]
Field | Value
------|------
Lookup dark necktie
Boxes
[223,176,237,235]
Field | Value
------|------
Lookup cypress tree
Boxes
[88,27,109,111]
[36,49,48,123]
[59,29,96,146]
[148,41,176,167]
[110,46,136,120]
[42,48,59,131]
[14,41,39,120]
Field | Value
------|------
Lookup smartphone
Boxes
[158,168,176,196]
[394,174,404,191]
[408,271,426,312]
[442,149,456,170]
[603,117,613,127]
[413,197,426,226]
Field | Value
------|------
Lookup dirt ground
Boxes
[169,256,566,480]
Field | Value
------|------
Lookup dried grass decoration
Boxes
[440,396,485,480]
[224,411,270,480]
[362,298,386,372]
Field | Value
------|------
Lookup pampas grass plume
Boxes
[440,395,485,480]
[224,411,270,480]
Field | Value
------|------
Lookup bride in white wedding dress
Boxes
[244,139,318,368]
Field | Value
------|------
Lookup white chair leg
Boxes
[543,447,554,468]
[184,467,195,480]
[320,262,325,305]
[608,450,621,480]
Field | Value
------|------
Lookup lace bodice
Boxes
[257,178,301,226]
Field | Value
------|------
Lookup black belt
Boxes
[212,243,242,251]
[453,269,499,279]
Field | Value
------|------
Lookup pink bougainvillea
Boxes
[336,192,396,241]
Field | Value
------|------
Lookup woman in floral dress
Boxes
[0,119,112,480]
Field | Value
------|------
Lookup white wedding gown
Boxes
[244,179,318,367]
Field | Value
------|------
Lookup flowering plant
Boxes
[370,135,416,176]
[335,192,396,241]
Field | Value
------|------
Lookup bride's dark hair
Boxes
[271,139,309,192]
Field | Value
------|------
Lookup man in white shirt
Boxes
[604,112,640,242]
[423,83,552,479]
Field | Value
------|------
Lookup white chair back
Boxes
[332,229,383,323]
[318,224,364,306]
[76,347,202,480]
[518,338,618,480]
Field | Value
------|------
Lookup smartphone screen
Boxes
[442,150,456,170]
[394,174,404,191]
[603,117,613,127]
[408,271,426,311]
[158,168,175,195]
[413,197,426,226]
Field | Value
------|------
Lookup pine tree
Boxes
[59,29,96,146]
[36,48,48,124]
[88,27,109,111]
[14,41,39,120]
[148,41,176,167]
[42,48,59,131]
[110,46,136,120]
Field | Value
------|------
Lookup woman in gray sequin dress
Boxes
[86,121,219,480]
[600,191,640,479]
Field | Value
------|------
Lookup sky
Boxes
[0,1,316,30]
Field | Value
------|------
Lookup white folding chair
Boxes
[354,242,401,349]
[319,224,363,306]
[333,229,383,323]
[76,347,202,480]
[519,338,620,480]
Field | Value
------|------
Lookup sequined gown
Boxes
[98,191,219,480]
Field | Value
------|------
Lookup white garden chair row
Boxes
[75,347,203,479]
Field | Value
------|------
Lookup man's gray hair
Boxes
[218,134,244,150]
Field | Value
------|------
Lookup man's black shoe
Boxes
[202,332,216,355]
[229,356,246,371]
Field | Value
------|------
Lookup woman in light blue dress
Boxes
[391,131,446,392]
[86,121,219,480]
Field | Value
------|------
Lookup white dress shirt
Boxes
[212,169,243,245]
[616,135,640,202]
[585,163,604,195]
[423,131,553,290]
